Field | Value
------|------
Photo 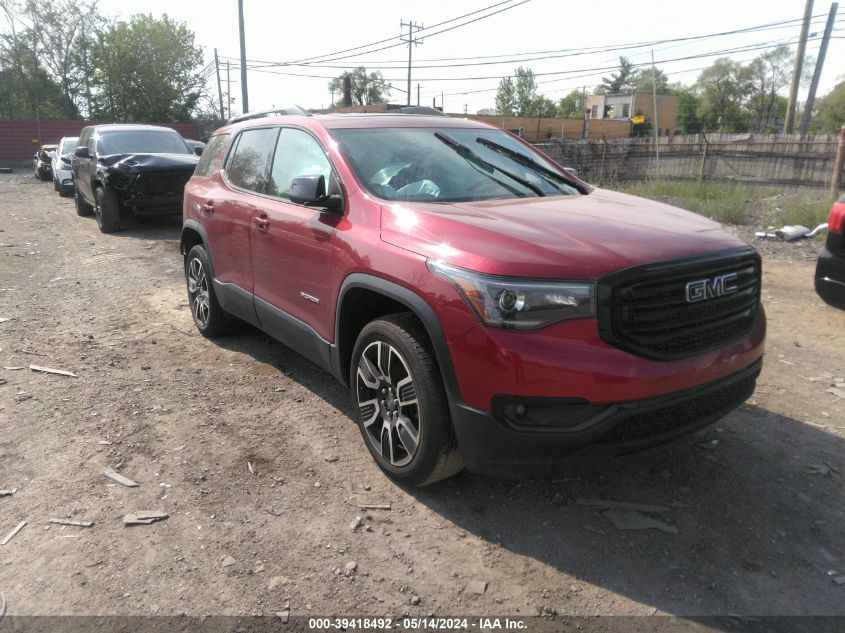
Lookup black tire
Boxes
[94,186,121,233]
[185,245,239,338]
[350,313,463,486]
[74,188,94,216]
[53,178,59,192]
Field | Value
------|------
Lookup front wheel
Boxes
[94,186,121,233]
[75,188,94,216]
[351,314,463,486]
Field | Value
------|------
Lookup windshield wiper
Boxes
[475,137,583,193]
[434,132,545,197]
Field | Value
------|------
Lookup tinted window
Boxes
[226,127,278,193]
[98,130,192,155]
[268,128,332,200]
[194,133,230,177]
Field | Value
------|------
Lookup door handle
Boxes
[200,201,214,215]
[253,214,270,231]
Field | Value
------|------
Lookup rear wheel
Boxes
[185,245,238,338]
[74,188,93,216]
[94,186,121,233]
[350,314,463,486]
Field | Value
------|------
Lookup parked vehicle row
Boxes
[38,111,844,486]
[71,124,201,233]
[32,144,57,181]
[51,137,78,197]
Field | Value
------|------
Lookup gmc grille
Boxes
[597,248,761,360]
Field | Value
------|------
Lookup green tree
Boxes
[328,66,390,106]
[557,90,583,118]
[744,45,792,132]
[597,56,639,94]
[513,66,538,115]
[91,13,203,122]
[812,81,845,133]
[676,87,702,134]
[528,95,557,117]
[494,76,516,115]
[0,0,80,118]
[632,67,672,94]
[695,57,752,132]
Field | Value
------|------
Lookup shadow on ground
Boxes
[206,313,845,626]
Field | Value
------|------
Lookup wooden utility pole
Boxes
[651,51,660,176]
[400,20,423,106]
[214,48,225,120]
[417,83,420,107]
[238,0,249,113]
[226,61,232,118]
[785,0,814,134]
[800,2,838,136]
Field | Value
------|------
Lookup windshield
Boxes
[98,130,192,156]
[59,138,78,156]
[332,127,582,203]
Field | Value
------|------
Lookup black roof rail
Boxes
[227,106,309,125]
[392,106,445,116]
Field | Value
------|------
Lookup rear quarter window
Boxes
[194,133,231,177]
[225,127,278,193]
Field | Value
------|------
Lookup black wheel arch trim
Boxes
[181,220,216,281]
[333,273,461,402]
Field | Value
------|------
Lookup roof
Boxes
[85,124,184,134]
[221,113,495,133]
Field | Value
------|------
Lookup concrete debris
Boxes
[0,489,16,498]
[48,518,94,528]
[1,521,26,545]
[345,561,358,572]
[104,467,139,487]
[350,516,363,531]
[410,595,421,605]
[576,498,670,513]
[222,556,236,567]
[268,576,287,591]
[826,387,845,399]
[98,440,111,446]
[3,366,24,370]
[29,364,77,377]
[275,610,290,623]
[123,512,168,526]
[466,580,488,595]
[359,503,391,510]
[602,509,678,534]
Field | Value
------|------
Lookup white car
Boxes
[51,136,79,197]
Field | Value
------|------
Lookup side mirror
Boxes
[74,147,90,159]
[289,175,343,213]
[193,146,203,156]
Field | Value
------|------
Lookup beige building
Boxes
[585,92,678,137]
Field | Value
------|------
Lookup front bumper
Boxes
[815,244,845,309]
[450,358,762,475]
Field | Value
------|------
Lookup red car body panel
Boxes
[183,113,766,471]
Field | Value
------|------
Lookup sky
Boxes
[99,0,845,117]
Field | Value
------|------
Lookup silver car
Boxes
[52,136,79,197]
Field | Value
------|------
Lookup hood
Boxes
[380,188,749,279]
[99,153,199,172]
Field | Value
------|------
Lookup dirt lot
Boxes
[1,173,844,624]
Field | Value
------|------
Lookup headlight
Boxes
[427,260,595,330]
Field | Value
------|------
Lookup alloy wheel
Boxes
[356,340,421,467]
[187,258,210,328]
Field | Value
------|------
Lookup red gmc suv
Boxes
[181,109,765,486]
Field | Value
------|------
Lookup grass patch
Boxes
[614,179,832,227]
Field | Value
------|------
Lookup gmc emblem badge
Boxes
[685,272,739,303]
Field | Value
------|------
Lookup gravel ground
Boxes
[1,173,844,624]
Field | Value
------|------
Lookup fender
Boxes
[181,219,216,279]
[333,273,461,402]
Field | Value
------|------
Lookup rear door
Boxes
[205,126,278,293]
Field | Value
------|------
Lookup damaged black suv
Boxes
[72,124,200,233]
